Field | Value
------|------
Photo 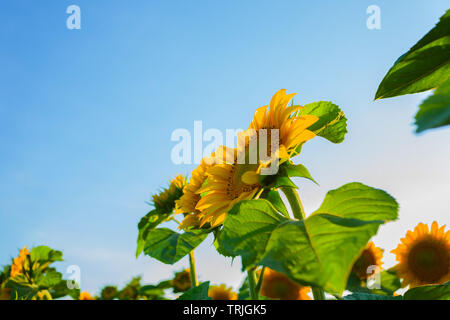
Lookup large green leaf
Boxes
[298,101,348,143]
[178,282,211,300]
[136,208,172,257]
[30,246,63,263]
[404,282,450,300]
[218,182,398,295]
[375,10,450,99]
[143,228,208,264]
[415,77,450,132]
[36,269,63,288]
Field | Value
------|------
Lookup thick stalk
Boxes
[247,268,258,300]
[188,251,198,287]
[281,187,326,300]
[281,187,306,220]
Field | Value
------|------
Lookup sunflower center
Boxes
[407,238,449,283]
[352,249,378,279]
[226,162,259,200]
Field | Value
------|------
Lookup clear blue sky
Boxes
[1,0,449,295]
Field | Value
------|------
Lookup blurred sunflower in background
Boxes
[208,284,238,300]
[101,286,118,300]
[0,288,11,300]
[260,268,311,300]
[392,221,450,288]
[351,241,384,280]
[79,291,95,300]
[172,269,191,293]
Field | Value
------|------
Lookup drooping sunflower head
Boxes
[172,269,192,293]
[238,89,319,162]
[152,174,187,214]
[352,241,384,280]
[10,246,30,278]
[194,146,261,228]
[79,291,95,300]
[208,284,238,300]
[392,221,450,288]
[100,286,118,300]
[260,268,311,300]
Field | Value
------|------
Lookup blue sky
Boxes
[1,0,449,295]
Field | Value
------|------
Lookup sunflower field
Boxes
[0,7,449,302]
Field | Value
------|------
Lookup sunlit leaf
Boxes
[298,101,347,143]
[143,228,208,264]
[415,77,450,132]
[404,282,450,300]
[219,183,398,295]
[178,282,211,300]
[375,10,450,99]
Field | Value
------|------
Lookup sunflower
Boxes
[152,174,186,214]
[238,89,318,162]
[79,291,95,300]
[392,221,450,288]
[351,241,384,280]
[172,269,192,293]
[10,246,30,278]
[176,158,212,229]
[100,286,118,300]
[194,146,261,228]
[192,90,319,228]
[208,284,238,300]
[260,268,311,300]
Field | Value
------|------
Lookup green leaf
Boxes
[50,280,80,300]
[375,10,450,99]
[283,162,318,185]
[404,282,450,300]
[6,277,39,300]
[136,209,171,257]
[378,268,402,295]
[298,101,348,143]
[30,246,63,264]
[177,282,211,300]
[143,228,208,264]
[346,267,401,296]
[219,183,398,295]
[344,292,402,300]
[415,77,450,132]
[260,189,290,218]
[36,269,63,288]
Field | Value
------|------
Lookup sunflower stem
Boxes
[188,250,198,287]
[281,187,306,220]
[312,287,326,300]
[247,268,259,300]
[255,266,266,294]
[281,187,326,300]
